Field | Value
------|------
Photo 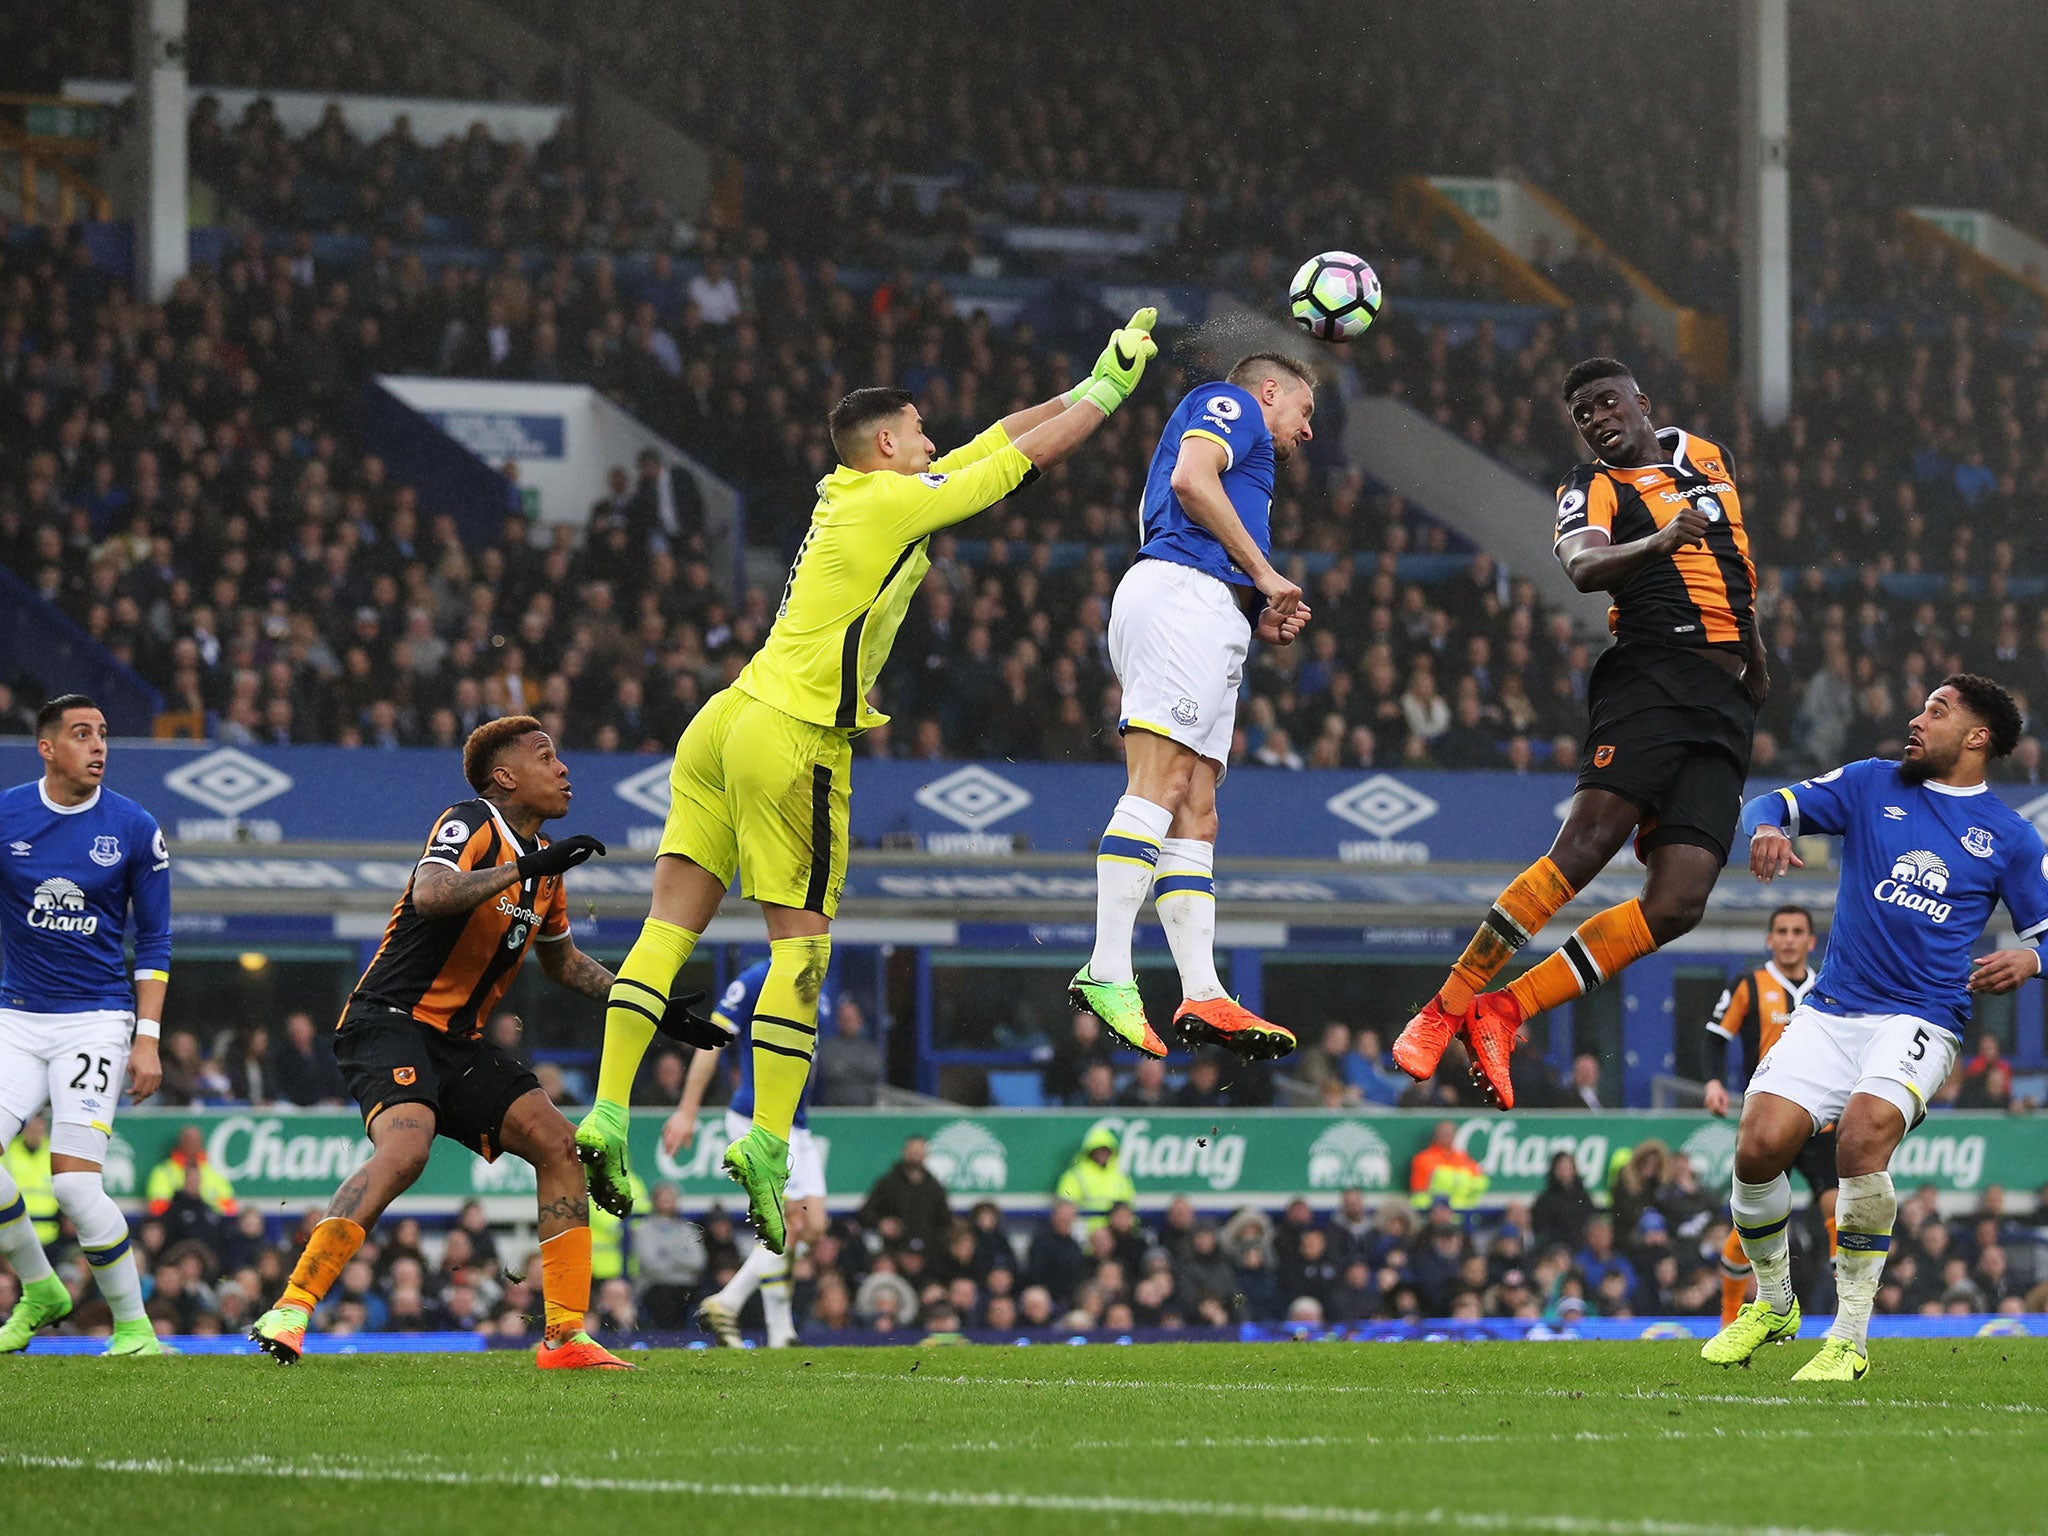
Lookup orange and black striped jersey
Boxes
[1554,427,1756,647]
[1707,961,1815,1089]
[347,798,569,1039]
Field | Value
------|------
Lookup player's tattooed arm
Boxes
[411,859,524,918]
[539,939,616,1000]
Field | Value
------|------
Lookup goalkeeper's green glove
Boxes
[1067,305,1159,408]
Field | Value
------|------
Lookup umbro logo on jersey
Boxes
[7,840,28,856]
[1883,805,1907,820]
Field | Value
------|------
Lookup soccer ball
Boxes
[1288,251,1382,343]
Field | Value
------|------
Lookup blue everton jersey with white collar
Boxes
[1137,381,1274,587]
[1749,759,2048,1033]
[0,781,171,1013]
[714,960,834,1129]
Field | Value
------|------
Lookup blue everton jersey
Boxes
[0,781,171,1013]
[1137,381,1275,587]
[714,960,834,1129]
[1752,759,2048,1033]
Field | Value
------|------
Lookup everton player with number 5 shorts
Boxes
[0,696,168,1355]
[1704,676,2048,1381]
[1395,357,1766,1108]
[1073,352,1317,1061]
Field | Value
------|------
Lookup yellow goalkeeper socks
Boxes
[749,933,832,1140]
[594,919,700,1107]
[281,1217,366,1313]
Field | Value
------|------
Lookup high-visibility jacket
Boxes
[1408,1143,1489,1211]
[145,1150,239,1216]
[3,1136,57,1244]
[591,1171,651,1281]
[1054,1128,1136,1233]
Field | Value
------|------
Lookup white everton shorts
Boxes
[1109,556,1251,770]
[0,1007,135,1155]
[1745,1001,1960,1132]
[726,1109,825,1201]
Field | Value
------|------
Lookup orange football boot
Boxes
[1173,997,1296,1060]
[536,1331,635,1370]
[1464,991,1524,1109]
[1392,995,1465,1080]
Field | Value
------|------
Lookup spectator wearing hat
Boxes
[1055,1125,1137,1235]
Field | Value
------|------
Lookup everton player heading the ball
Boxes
[1396,357,1766,1108]
[1706,676,2048,1380]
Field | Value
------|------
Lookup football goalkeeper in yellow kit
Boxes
[576,309,1160,1249]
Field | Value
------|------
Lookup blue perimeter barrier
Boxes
[22,1314,2043,1355]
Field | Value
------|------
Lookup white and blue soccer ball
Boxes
[1288,251,1383,343]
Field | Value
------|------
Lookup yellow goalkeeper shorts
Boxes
[658,686,852,916]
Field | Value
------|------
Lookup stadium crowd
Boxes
[4,1109,2045,1342]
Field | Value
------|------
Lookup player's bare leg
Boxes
[722,903,830,1256]
[1701,1090,1810,1364]
[1398,789,1634,1099]
[580,853,729,1216]
[501,1090,630,1369]
[1792,1093,1903,1382]
[252,1108,435,1363]
[1073,730,1186,1057]
[1157,755,1293,1059]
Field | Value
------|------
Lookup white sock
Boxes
[52,1171,144,1323]
[1087,795,1173,985]
[716,1237,785,1310]
[1155,838,1223,1001]
[1829,1171,1896,1351]
[1731,1173,1794,1315]
[761,1243,799,1345]
[0,1161,54,1285]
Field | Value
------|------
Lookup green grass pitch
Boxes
[3,1341,2043,1535]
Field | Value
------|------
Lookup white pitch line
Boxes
[819,1371,2047,1417]
[0,1450,1966,1536]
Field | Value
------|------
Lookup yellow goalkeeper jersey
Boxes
[733,422,1034,731]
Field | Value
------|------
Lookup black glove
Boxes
[516,833,606,881]
[652,990,736,1050]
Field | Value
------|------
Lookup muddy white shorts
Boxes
[1745,1002,1959,1132]
[725,1109,826,1201]
[1109,556,1251,770]
[0,1006,134,1155]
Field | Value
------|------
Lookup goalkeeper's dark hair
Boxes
[1768,903,1813,932]
[1561,356,1636,399]
[828,387,917,464]
[1939,673,2024,758]
[1228,351,1318,394]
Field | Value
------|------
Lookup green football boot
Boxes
[103,1318,164,1356]
[0,1275,72,1353]
[575,1099,636,1218]
[249,1303,310,1364]
[1700,1298,1802,1366]
[1068,968,1167,1057]
[722,1125,789,1256]
[1791,1338,1870,1382]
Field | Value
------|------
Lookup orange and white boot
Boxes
[1173,996,1296,1060]
[1463,992,1525,1109]
[1393,994,1466,1081]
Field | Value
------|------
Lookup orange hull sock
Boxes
[1505,898,1655,1018]
[1719,1227,1754,1325]
[540,1226,594,1345]
[281,1217,366,1314]
[1439,857,1578,1013]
